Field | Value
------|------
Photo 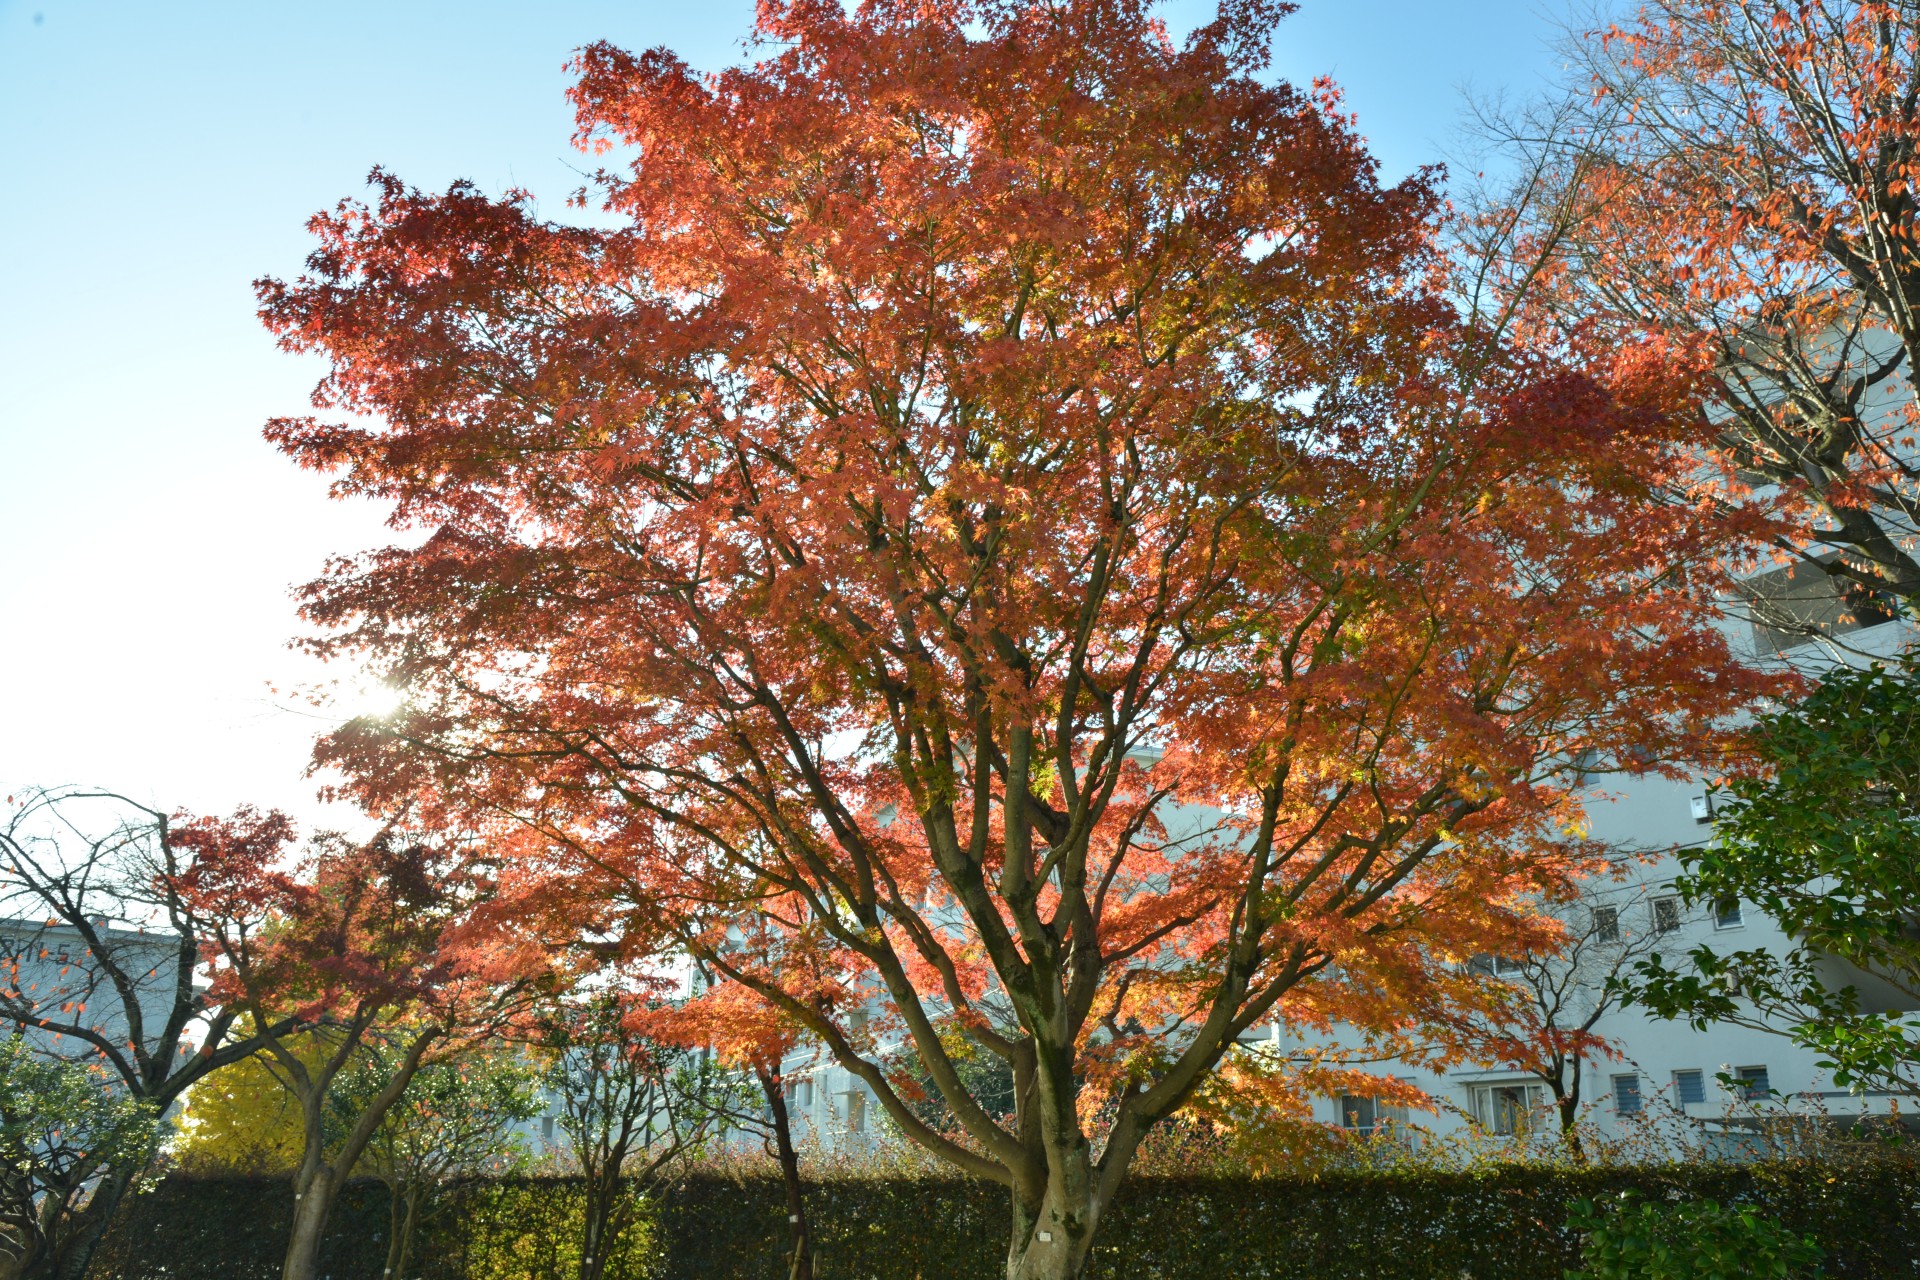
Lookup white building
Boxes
[1293,600,1916,1151]
[0,915,187,1076]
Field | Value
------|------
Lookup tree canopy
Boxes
[258,3,1780,1276]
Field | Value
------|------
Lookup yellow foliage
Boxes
[169,1031,335,1175]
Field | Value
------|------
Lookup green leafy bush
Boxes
[1624,654,1920,1098]
[1567,1194,1823,1280]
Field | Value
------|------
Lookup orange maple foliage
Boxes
[259,3,1777,1276]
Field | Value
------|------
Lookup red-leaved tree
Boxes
[171,810,544,1280]
[259,3,1779,1275]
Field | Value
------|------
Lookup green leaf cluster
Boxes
[1565,1194,1822,1280]
[1624,654,1920,1095]
[0,1036,156,1269]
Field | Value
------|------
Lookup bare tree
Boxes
[1442,879,1673,1158]
[1481,0,1920,651]
[0,788,292,1278]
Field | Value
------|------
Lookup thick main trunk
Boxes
[281,1168,339,1280]
[1005,1162,1100,1280]
[0,1189,60,1280]
[1006,1143,1098,1280]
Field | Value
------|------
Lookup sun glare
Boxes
[347,679,408,722]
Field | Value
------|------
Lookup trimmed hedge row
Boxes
[96,1160,1920,1279]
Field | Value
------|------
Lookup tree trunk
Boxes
[381,1182,423,1280]
[1005,1170,1100,1280]
[5,1190,59,1280]
[578,1169,623,1280]
[281,1167,340,1280]
[1556,1092,1585,1160]
[1556,1059,1586,1163]
[757,1067,812,1280]
[54,1160,136,1280]
[383,1181,404,1280]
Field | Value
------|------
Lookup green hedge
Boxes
[95,1160,1920,1279]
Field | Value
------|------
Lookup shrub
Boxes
[94,1159,1916,1280]
[1567,1194,1824,1280]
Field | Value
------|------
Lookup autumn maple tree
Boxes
[1498,0,1920,639]
[170,809,543,1280]
[259,3,1776,1276]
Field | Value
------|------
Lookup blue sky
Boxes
[0,0,1586,825]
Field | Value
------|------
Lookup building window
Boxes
[1570,748,1604,786]
[1652,897,1682,934]
[1612,1073,1642,1115]
[844,1090,867,1134]
[1493,955,1526,975]
[1592,906,1620,944]
[1714,898,1744,929]
[1337,1087,1411,1136]
[1673,1070,1705,1106]
[796,1079,813,1109]
[541,1116,556,1148]
[1731,1065,1770,1101]
[1469,1083,1545,1135]
[1337,1094,1379,1133]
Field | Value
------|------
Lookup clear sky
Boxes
[0,0,1586,828]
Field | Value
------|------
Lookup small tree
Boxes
[539,993,713,1280]
[354,1041,540,1280]
[0,788,297,1278]
[667,979,820,1280]
[1627,654,1920,1101]
[170,809,543,1280]
[1437,881,1672,1156]
[0,1040,152,1280]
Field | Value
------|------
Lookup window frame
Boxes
[1469,1082,1545,1135]
[1731,1065,1771,1102]
[1592,905,1620,944]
